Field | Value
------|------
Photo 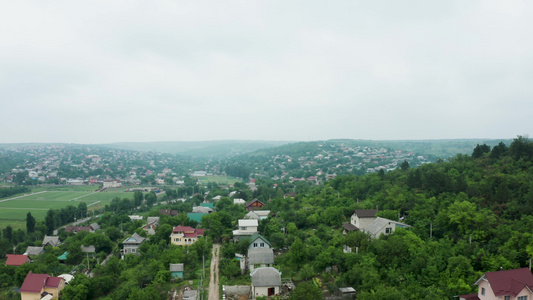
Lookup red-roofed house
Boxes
[65,226,92,233]
[5,254,30,266]
[460,268,533,300]
[19,271,65,300]
[170,226,205,246]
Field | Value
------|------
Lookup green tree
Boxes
[289,238,308,267]
[77,202,88,219]
[289,281,322,300]
[26,212,36,234]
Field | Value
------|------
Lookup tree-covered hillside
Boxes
[249,136,533,298]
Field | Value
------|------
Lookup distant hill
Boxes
[245,138,514,160]
[98,140,291,157]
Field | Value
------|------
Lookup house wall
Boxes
[20,292,41,300]
[170,234,198,246]
[250,238,271,249]
[253,286,280,297]
[239,226,258,235]
[124,245,140,255]
[477,280,497,300]
[515,287,533,299]
[352,215,375,229]
[43,286,63,299]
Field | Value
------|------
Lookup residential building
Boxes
[245,199,265,211]
[143,217,160,235]
[103,180,122,188]
[245,210,270,220]
[24,246,45,256]
[170,226,205,246]
[170,263,184,279]
[348,209,410,238]
[159,209,179,216]
[19,271,65,300]
[233,219,258,241]
[5,254,30,266]
[250,267,282,297]
[65,226,92,233]
[42,236,61,247]
[247,248,275,272]
[249,233,272,249]
[459,268,533,300]
[122,233,146,256]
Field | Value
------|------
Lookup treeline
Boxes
[44,202,88,235]
[0,186,30,198]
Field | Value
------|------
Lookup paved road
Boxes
[208,244,221,300]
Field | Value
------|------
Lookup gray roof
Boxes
[354,209,378,218]
[342,223,358,231]
[90,223,100,230]
[192,206,213,214]
[170,263,184,272]
[147,217,160,225]
[81,245,96,253]
[43,236,61,247]
[248,248,274,265]
[122,233,146,245]
[25,246,44,255]
[183,290,198,300]
[250,267,282,287]
[363,217,410,237]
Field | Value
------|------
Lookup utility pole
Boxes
[430,223,432,239]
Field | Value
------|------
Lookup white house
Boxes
[233,219,258,241]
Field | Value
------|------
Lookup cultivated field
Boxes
[0,189,134,222]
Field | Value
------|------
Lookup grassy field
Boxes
[0,190,135,222]
[197,175,241,185]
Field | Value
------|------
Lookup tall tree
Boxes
[26,212,35,233]
[77,202,88,219]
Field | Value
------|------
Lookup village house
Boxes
[19,271,65,300]
[233,219,258,241]
[245,199,265,211]
[347,209,410,238]
[459,267,533,300]
[170,226,205,246]
[42,236,61,247]
[244,210,270,220]
[170,263,184,279]
[143,217,160,235]
[24,246,45,256]
[122,233,146,256]
[5,254,30,266]
[250,267,282,298]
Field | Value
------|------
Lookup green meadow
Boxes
[0,190,134,222]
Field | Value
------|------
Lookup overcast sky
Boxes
[1,1,531,144]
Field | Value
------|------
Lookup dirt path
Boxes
[208,243,221,300]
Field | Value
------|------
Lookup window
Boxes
[385,227,392,234]
[253,243,258,247]
[241,226,247,230]
[481,288,485,296]
[131,248,136,253]
[518,296,528,300]
[260,243,265,247]
[504,296,510,300]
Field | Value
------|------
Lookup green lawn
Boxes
[0,190,134,221]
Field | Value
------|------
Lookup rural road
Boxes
[0,191,48,203]
[208,243,221,300]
